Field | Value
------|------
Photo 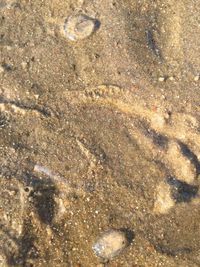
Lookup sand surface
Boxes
[0,0,200,266]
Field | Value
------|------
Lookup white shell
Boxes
[92,229,132,260]
[64,13,99,41]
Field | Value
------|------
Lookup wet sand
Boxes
[0,0,200,266]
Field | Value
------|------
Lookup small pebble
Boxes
[21,61,28,70]
[92,229,133,261]
[0,66,4,73]
[64,13,100,41]
[158,77,165,82]
[194,75,199,81]
[168,76,175,81]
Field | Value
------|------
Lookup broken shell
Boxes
[92,229,133,261]
[64,13,100,41]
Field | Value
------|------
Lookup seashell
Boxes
[92,229,134,261]
[64,13,100,41]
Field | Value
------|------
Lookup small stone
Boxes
[168,76,175,81]
[194,75,199,81]
[158,76,165,82]
[92,229,133,261]
[21,61,28,70]
[34,94,39,99]
[64,13,100,41]
[0,66,4,73]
